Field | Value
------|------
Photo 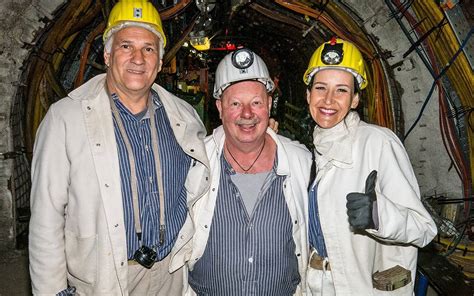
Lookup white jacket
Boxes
[308,112,437,295]
[173,126,312,295]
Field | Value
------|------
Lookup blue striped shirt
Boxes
[308,181,328,257]
[112,91,191,260]
[189,155,300,295]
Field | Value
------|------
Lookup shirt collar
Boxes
[221,149,279,176]
[213,126,288,176]
[111,89,163,118]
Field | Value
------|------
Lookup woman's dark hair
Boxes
[353,79,360,94]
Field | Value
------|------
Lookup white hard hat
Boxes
[213,48,275,99]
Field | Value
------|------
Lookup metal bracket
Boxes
[444,5,474,70]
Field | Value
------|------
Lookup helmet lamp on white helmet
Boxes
[232,48,254,69]
[213,48,275,99]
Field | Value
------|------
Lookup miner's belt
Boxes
[310,253,331,271]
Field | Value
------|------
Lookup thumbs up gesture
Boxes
[346,170,378,230]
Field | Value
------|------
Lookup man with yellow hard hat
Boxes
[29,1,210,295]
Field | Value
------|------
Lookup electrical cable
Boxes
[390,0,472,253]
[403,28,473,142]
[410,1,473,219]
[385,0,437,78]
[402,16,448,59]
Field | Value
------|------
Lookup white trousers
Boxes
[128,253,183,296]
[307,249,336,296]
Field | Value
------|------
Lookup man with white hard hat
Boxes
[181,48,312,295]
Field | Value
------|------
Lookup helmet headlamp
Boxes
[213,48,274,99]
[231,48,254,70]
[321,43,343,65]
[133,8,143,18]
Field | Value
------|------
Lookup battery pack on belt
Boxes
[372,265,412,291]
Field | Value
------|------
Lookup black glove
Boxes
[346,170,377,230]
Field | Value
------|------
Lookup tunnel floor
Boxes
[0,249,30,295]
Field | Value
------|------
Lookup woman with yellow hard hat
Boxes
[304,37,437,295]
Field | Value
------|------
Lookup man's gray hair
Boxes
[104,21,165,59]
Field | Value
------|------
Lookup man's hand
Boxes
[346,170,377,230]
[269,118,279,133]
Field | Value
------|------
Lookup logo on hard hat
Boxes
[134,8,142,19]
[321,43,343,65]
[232,48,254,70]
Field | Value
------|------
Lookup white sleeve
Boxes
[366,137,437,247]
[29,104,70,294]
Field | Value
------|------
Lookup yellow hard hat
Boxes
[103,0,167,47]
[303,38,367,90]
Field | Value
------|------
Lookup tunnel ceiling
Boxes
[22,0,385,133]
[19,0,473,162]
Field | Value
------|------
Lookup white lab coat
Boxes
[307,112,437,296]
[29,74,210,295]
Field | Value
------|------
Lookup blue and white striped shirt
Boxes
[112,91,191,260]
[308,181,328,257]
[189,155,300,295]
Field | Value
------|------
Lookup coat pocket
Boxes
[65,230,98,286]
[307,267,336,296]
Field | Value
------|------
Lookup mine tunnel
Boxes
[0,0,473,294]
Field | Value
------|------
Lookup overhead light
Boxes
[190,25,212,51]
[190,36,211,51]
[195,0,215,13]
[189,31,211,51]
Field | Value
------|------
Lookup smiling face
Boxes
[216,80,271,149]
[104,26,162,99]
[306,69,359,129]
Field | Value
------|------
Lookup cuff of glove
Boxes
[372,200,379,230]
